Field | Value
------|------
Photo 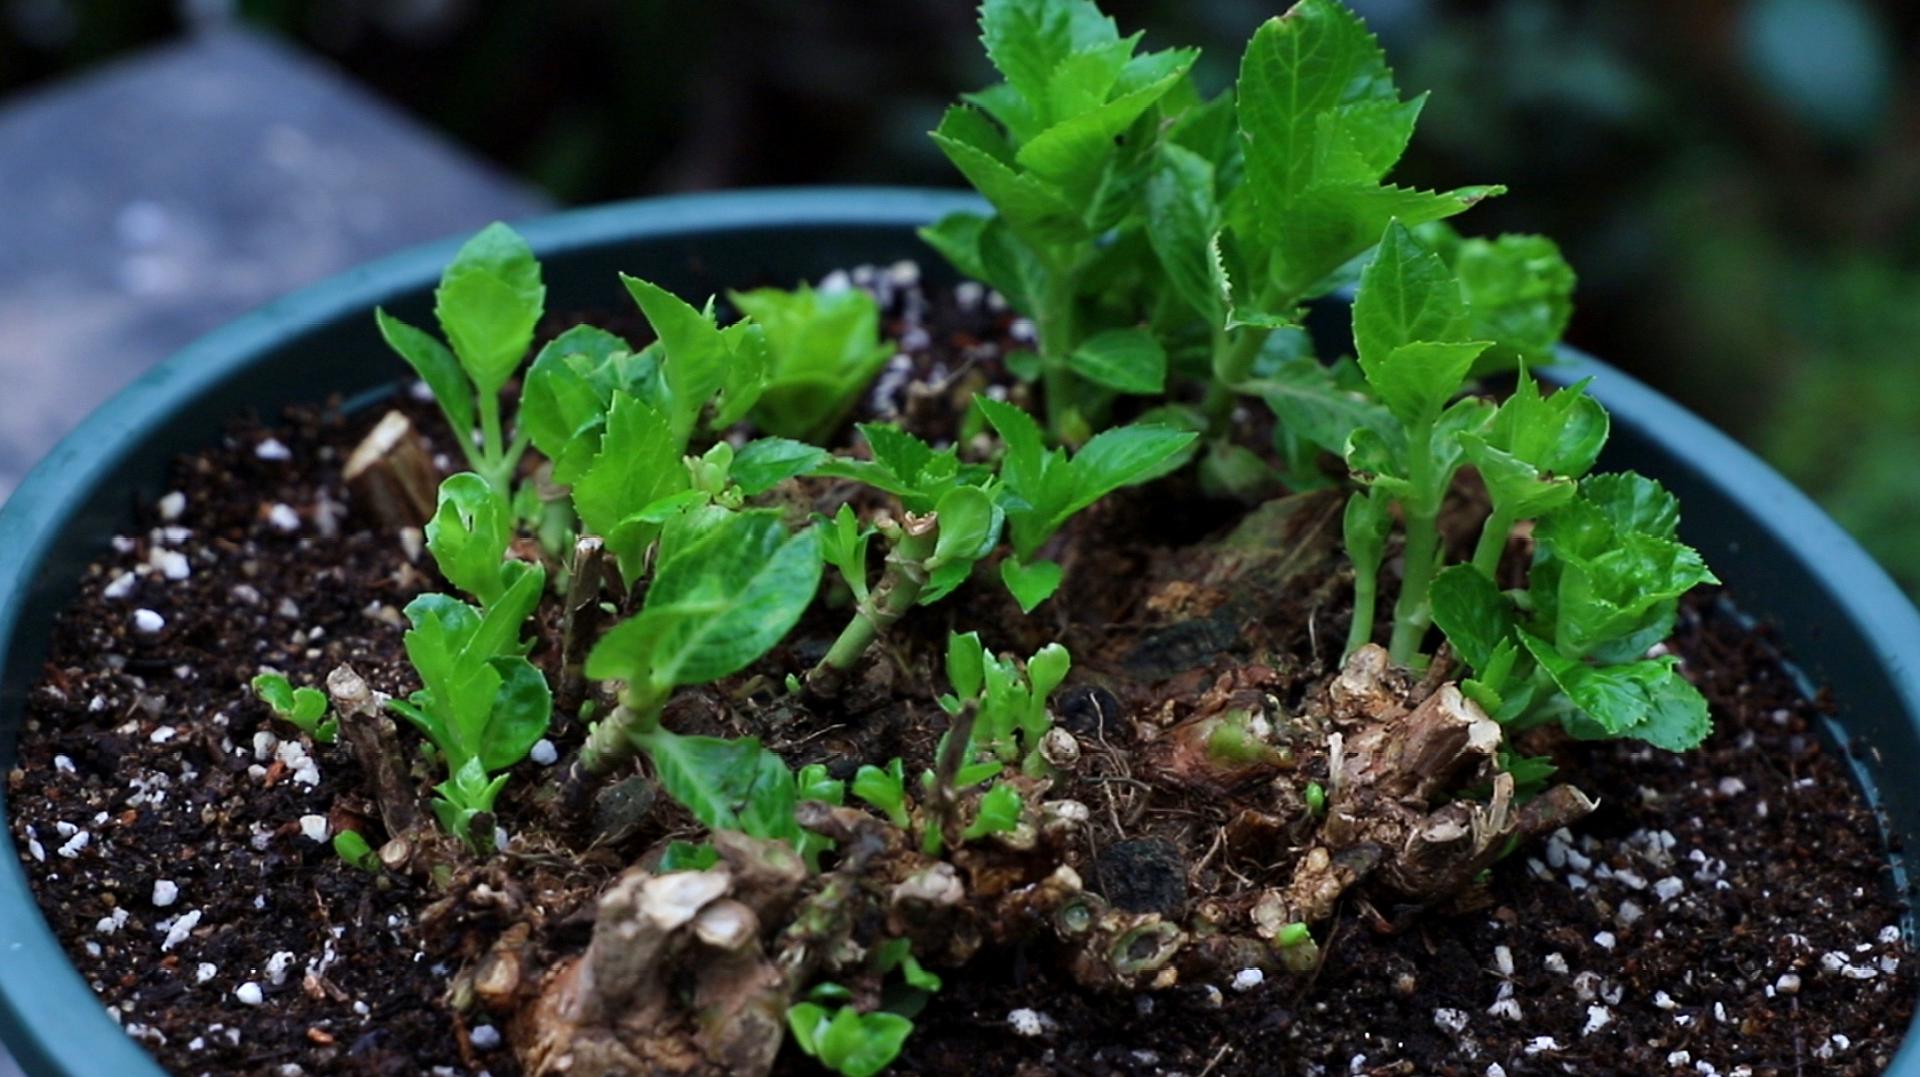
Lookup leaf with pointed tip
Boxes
[572,392,685,582]
[377,309,473,441]
[1430,564,1514,673]
[434,223,545,397]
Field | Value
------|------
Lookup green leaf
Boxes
[658,840,720,872]
[252,673,296,718]
[921,485,1001,604]
[732,284,894,443]
[1552,533,1717,660]
[1520,633,1712,752]
[620,275,737,436]
[919,212,992,283]
[732,438,830,496]
[930,108,1083,246]
[1015,58,1193,198]
[853,760,911,829]
[793,1003,914,1077]
[1250,355,1396,454]
[979,0,1122,118]
[520,325,632,474]
[1353,222,1467,366]
[1068,422,1198,511]
[1343,488,1392,576]
[1144,144,1223,323]
[1361,340,1489,431]
[946,632,987,701]
[1311,95,1425,187]
[332,830,378,872]
[478,656,552,771]
[434,223,545,397]
[820,504,875,603]
[1580,472,1682,541]
[1068,327,1167,394]
[1001,556,1064,613]
[586,510,824,690]
[572,392,686,582]
[978,217,1056,313]
[1270,183,1501,299]
[636,728,796,838]
[1237,0,1394,215]
[787,1003,829,1058]
[963,783,1024,841]
[1454,233,1576,373]
[1463,372,1608,518]
[1429,564,1514,673]
[861,423,937,490]
[376,309,473,441]
[426,474,514,606]
[1026,642,1071,703]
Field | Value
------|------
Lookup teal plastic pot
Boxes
[2,188,1917,1074]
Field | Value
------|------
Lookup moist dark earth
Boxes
[7,270,1914,1076]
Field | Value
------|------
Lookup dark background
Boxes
[3,0,1916,592]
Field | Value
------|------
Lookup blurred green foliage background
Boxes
[3,0,1915,591]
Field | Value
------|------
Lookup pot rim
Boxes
[1,186,1915,1074]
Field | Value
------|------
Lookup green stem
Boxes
[1388,420,1439,665]
[473,390,523,497]
[805,516,939,695]
[1036,271,1080,443]
[577,682,666,776]
[1346,554,1379,656]
[1471,506,1516,579]
[1202,326,1267,433]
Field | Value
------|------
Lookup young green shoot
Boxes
[251,673,336,744]
[377,223,545,496]
[390,476,551,850]
[923,0,1196,441]
[976,397,1194,610]
[786,1002,914,1077]
[579,508,823,776]
[332,830,380,873]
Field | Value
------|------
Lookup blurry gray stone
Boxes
[0,27,551,501]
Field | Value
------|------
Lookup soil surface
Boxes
[8,267,1914,1076]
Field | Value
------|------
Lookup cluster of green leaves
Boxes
[921,0,1198,441]
[389,475,552,849]
[251,673,335,744]
[1433,472,1719,752]
[940,631,1070,776]
[786,1002,914,1077]
[841,632,1065,863]
[731,283,895,444]
[378,223,545,496]
[1301,223,1719,751]
[926,0,1586,518]
[519,276,825,582]
[976,398,1192,609]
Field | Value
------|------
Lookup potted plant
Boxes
[3,2,1917,1074]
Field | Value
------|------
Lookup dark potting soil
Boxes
[7,268,1914,1076]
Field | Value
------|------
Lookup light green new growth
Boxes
[377,223,546,496]
[251,673,336,744]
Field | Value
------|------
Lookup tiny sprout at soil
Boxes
[33,0,1912,1074]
